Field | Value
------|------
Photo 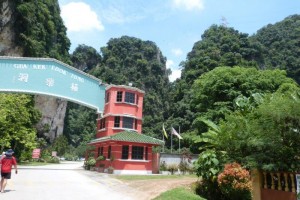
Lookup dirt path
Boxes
[120,176,198,200]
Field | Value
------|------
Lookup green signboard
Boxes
[0,56,105,113]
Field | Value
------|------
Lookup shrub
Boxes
[194,150,224,199]
[47,157,60,163]
[194,180,224,200]
[87,157,96,167]
[194,150,222,180]
[179,160,189,174]
[96,155,106,161]
[159,161,167,171]
[217,162,252,200]
[167,163,178,175]
[64,153,78,161]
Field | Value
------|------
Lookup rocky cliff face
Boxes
[34,96,67,142]
[0,0,22,55]
[0,0,67,142]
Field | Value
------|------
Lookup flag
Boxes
[162,123,168,139]
[171,127,183,139]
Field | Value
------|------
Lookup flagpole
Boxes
[162,134,165,153]
[171,127,173,154]
[179,126,181,153]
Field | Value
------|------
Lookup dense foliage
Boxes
[90,36,172,138]
[3,1,300,175]
[218,84,300,171]
[191,67,294,125]
[64,45,101,153]
[15,0,70,63]
[1,0,70,158]
[252,15,300,84]
[0,94,41,158]
[71,44,101,71]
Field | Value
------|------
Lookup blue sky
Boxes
[58,0,300,81]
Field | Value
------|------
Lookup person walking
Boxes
[0,149,18,193]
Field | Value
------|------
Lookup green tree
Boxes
[51,135,68,156]
[0,94,41,157]
[90,36,172,138]
[252,14,300,84]
[199,83,300,171]
[169,25,262,140]
[71,44,101,71]
[191,67,294,126]
[15,0,70,63]
[64,102,97,148]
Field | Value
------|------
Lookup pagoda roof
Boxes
[89,131,164,145]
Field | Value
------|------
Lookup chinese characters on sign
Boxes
[18,73,29,82]
[14,64,83,92]
[46,78,55,87]
[71,83,78,92]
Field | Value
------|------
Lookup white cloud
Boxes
[101,6,145,24]
[166,59,174,69]
[61,2,104,32]
[102,6,126,24]
[166,60,182,82]
[172,48,183,56]
[172,0,204,11]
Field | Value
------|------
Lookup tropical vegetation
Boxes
[1,3,300,199]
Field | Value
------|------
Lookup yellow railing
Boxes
[262,171,296,193]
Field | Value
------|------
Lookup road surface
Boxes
[0,161,143,200]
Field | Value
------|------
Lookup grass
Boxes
[19,161,55,166]
[112,174,197,181]
[153,187,206,200]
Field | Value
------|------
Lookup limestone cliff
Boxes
[0,0,67,142]
[0,0,22,55]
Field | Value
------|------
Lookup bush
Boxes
[167,163,178,175]
[96,155,106,161]
[217,162,252,200]
[64,153,78,161]
[194,150,222,180]
[159,161,167,171]
[194,150,225,199]
[179,161,189,174]
[47,157,60,163]
[87,157,96,167]
[194,180,224,200]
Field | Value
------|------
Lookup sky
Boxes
[58,0,300,82]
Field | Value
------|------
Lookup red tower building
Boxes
[88,84,163,174]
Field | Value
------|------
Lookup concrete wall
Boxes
[159,153,198,166]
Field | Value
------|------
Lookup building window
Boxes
[145,147,148,160]
[98,147,101,156]
[101,147,104,155]
[123,117,134,129]
[116,91,123,102]
[105,92,110,103]
[135,119,138,130]
[136,95,139,105]
[132,146,144,160]
[98,147,104,156]
[125,92,135,104]
[100,118,106,129]
[121,145,129,159]
[114,116,120,127]
[108,146,111,159]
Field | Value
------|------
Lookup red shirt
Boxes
[1,156,17,173]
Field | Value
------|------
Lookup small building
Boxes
[88,84,164,174]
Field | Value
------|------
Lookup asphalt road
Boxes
[0,161,140,200]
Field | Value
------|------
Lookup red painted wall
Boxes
[96,86,144,137]
[93,141,155,171]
